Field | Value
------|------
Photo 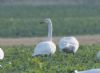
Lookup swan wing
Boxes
[48,42,56,54]
[33,41,56,56]
[0,48,4,60]
[59,37,79,53]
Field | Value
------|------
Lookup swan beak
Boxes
[40,21,45,24]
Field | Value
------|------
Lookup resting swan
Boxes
[59,36,79,54]
[73,69,100,73]
[0,48,4,60]
[32,18,56,56]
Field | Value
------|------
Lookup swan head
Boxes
[40,18,52,24]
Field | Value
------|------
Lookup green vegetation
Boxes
[0,45,100,73]
[0,5,100,37]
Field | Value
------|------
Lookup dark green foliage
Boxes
[0,5,100,37]
[0,45,100,73]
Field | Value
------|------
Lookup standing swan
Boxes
[0,48,4,60]
[59,36,79,54]
[32,18,56,56]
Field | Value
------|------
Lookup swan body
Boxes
[33,41,56,56]
[73,69,100,73]
[59,36,79,54]
[32,18,56,56]
[0,48,4,60]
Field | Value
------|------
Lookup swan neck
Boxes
[48,21,52,41]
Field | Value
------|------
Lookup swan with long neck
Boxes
[45,18,52,41]
[59,36,79,54]
[32,18,56,56]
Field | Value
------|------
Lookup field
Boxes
[0,35,100,46]
[0,5,100,37]
[0,4,100,73]
[0,45,100,73]
[0,35,100,73]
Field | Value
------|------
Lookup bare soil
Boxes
[0,35,100,46]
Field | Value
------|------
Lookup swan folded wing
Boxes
[63,37,79,45]
[49,42,56,54]
[59,37,79,49]
[33,41,56,56]
[0,49,4,60]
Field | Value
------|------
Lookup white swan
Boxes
[59,36,79,54]
[0,48,4,60]
[32,18,56,56]
[73,69,100,73]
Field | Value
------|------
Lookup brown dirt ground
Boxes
[0,35,100,46]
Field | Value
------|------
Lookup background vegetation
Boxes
[0,45,100,73]
[0,5,100,37]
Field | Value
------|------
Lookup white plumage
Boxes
[97,51,100,61]
[73,69,100,73]
[59,36,79,54]
[32,18,56,56]
[0,48,4,60]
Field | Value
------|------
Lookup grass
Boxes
[0,5,100,37]
[0,45,100,73]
